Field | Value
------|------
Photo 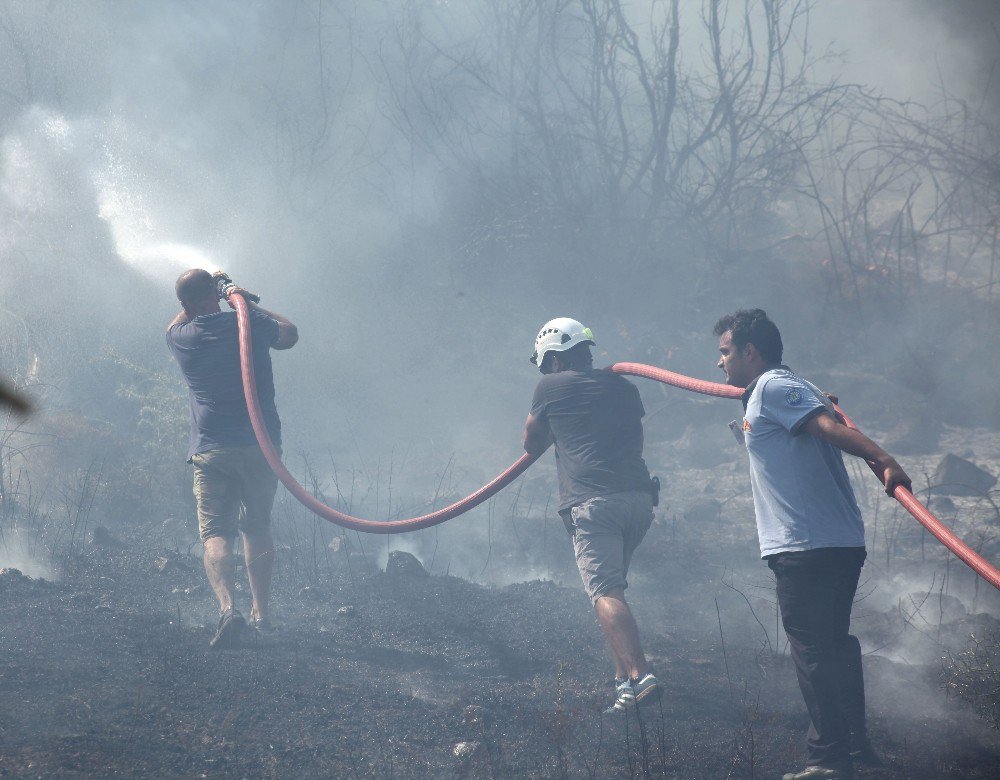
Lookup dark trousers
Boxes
[768,547,867,765]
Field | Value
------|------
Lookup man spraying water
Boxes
[167,269,298,649]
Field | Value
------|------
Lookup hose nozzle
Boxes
[212,271,260,303]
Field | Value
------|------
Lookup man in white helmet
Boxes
[523,318,661,714]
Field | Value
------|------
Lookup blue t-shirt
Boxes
[167,310,282,460]
[741,368,864,557]
[530,369,651,512]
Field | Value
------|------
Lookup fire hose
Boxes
[230,293,1000,591]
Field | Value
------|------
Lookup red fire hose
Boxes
[232,294,1000,590]
[832,406,1000,591]
[612,361,1000,591]
[233,293,540,533]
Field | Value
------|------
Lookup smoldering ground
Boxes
[1,1,999,777]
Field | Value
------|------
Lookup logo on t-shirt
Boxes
[742,418,752,432]
[785,388,804,406]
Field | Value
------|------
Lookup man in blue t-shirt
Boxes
[167,269,298,649]
[714,309,910,780]
[523,317,661,715]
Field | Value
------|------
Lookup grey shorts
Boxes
[191,446,279,541]
[565,490,653,604]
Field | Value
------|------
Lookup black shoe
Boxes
[209,608,246,650]
[249,615,274,633]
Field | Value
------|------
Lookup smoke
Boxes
[0,0,996,660]
[812,0,1000,117]
[0,530,54,581]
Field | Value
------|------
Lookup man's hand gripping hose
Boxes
[230,294,1000,590]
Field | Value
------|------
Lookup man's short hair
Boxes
[713,309,783,364]
[175,269,216,307]
[541,342,593,373]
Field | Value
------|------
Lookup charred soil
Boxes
[2,516,1000,779]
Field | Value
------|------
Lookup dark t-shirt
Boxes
[530,369,651,512]
[166,310,281,460]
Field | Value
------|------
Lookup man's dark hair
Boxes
[713,309,783,364]
[175,269,217,307]
[541,342,593,372]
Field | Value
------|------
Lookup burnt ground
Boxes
[2,408,1000,779]
[2,512,999,780]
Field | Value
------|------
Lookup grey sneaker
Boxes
[632,673,662,707]
[781,761,852,780]
[249,615,274,633]
[602,678,635,715]
[209,608,246,650]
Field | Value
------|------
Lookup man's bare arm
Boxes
[258,304,298,350]
[226,289,299,349]
[523,413,553,455]
[803,412,911,496]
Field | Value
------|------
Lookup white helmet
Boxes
[530,317,595,368]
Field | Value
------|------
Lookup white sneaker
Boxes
[602,678,635,715]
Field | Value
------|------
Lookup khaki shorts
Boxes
[566,490,653,603]
[191,446,278,541]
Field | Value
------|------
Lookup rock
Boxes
[154,553,193,574]
[931,454,997,497]
[463,705,489,726]
[336,605,356,617]
[929,495,956,513]
[452,741,481,759]
[154,557,171,573]
[385,550,428,579]
[328,537,345,553]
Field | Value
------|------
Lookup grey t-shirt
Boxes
[742,368,864,557]
[167,310,281,460]
[530,369,651,512]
